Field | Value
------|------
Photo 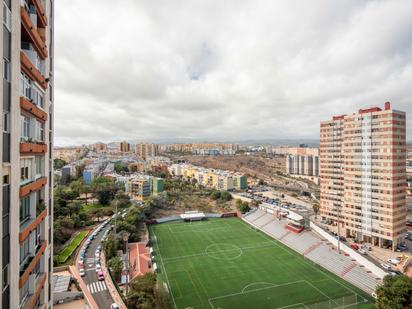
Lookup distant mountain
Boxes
[127,138,320,147]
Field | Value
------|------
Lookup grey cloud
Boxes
[55,0,412,145]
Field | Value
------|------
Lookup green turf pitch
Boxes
[149,218,375,309]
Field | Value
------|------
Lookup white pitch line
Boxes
[152,229,178,309]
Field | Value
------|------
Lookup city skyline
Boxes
[55,0,412,146]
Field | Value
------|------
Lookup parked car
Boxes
[381,263,392,270]
[350,243,359,250]
[97,245,102,251]
[371,292,377,299]
[387,258,400,265]
[111,303,120,309]
[358,248,367,255]
[97,271,105,281]
[79,268,85,277]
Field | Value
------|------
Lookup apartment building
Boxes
[136,142,158,160]
[320,103,407,250]
[119,141,130,153]
[169,164,247,191]
[1,0,54,308]
[127,176,164,201]
[286,155,319,176]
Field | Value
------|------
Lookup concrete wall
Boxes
[310,222,387,279]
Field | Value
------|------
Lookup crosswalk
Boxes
[87,281,107,294]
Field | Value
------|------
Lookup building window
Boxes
[20,73,32,99]
[20,196,30,223]
[35,224,41,248]
[20,158,32,183]
[3,58,10,81]
[36,121,44,142]
[3,2,11,31]
[2,111,9,133]
[19,238,30,264]
[19,279,29,305]
[35,156,43,176]
[33,86,44,108]
[21,115,30,140]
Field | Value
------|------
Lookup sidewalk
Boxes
[69,265,99,309]
[101,251,128,309]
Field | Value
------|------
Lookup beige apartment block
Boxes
[1,0,54,308]
[320,102,407,250]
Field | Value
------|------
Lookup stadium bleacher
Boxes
[243,209,381,294]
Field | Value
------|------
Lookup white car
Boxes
[79,268,85,277]
[387,258,400,265]
[95,264,101,273]
[381,263,392,270]
[358,248,367,255]
[372,292,377,299]
[110,304,120,309]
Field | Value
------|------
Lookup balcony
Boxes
[22,273,46,309]
[31,0,47,28]
[20,141,47,154]
[19,240,46,288]
[20,7,47,59]
[20,177,47,198]
[19,208,47,244]
[20,96,47,122]
[20,51,47,90]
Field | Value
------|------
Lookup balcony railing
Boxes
[21,273,46,309]
[19,208,47,243]
[31,0,47,28]
[20,141,47,155]
[20,51,47,90]
[20,7,47,59]
[20,97,48,122]
[20,177,47,198]
[19,241,46,288]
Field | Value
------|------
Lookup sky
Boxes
[55,0,412,146]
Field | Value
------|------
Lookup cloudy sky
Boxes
[55,0,412,146]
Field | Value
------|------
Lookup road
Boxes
[80,222,114,309]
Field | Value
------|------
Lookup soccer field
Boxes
[149,218,375,309]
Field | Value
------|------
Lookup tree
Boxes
[92,177,119,205]
[220,191,232,201]
[91,208,104,222]
[81,183,92,205]
[53,158,67,169]
[108,256,123,281]
[103,235,120,260]
[211,190,221,200]
[114,162,129,173]
[127,273,157,309]
[376,275,412,309]
[237,201,250,214]
[312,203,320,218]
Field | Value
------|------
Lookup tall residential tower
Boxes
[1,0,54,308]
[320,102,406,250]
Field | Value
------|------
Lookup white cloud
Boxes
[55,0,412,145]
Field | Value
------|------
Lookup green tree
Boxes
[92,177,119,205]
[54,158,67,169]
[376,275,412,309]
[211,190,221,200]
[114,162,129,173]
[220,191,232,201]
[103,235,120,260]
[237,202,251,214]
[127,272,157,309]
[108,256,123,281]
